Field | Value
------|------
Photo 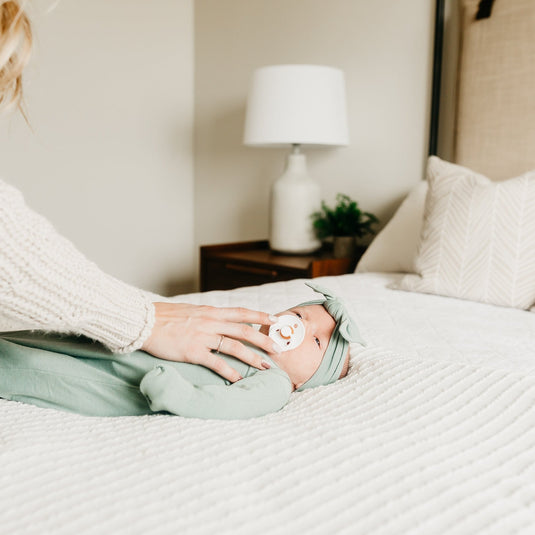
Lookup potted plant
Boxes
[311,193,379,259]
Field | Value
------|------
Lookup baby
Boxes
[0,282,364,419]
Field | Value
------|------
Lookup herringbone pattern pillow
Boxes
[393,157,535,310]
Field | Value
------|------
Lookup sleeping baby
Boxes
[0,282,364,419]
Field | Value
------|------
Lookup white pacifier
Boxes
[269,314,305,351]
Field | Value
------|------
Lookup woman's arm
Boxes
[0,179,154,352]
[0,180,278,380]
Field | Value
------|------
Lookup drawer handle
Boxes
[225,263,279,278]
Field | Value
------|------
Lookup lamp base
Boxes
[269,151,322,254]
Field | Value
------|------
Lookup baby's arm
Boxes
[139,365,292,420]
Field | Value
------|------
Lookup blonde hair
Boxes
[0,1,32,116]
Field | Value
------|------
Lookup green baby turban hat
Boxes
[296,282,365,392]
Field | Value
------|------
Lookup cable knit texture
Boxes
[0,179,156,353]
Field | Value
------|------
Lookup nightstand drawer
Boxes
[203,259,300,291]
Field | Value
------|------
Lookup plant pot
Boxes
[333,235,356,259]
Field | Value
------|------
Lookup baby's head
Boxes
[262,282,365,391]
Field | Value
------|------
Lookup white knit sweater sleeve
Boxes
[0,179,156,353]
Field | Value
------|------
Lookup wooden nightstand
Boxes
[200,240,365,292]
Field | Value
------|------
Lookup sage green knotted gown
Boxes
[0,331,292,419]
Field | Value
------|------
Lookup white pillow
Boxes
[392,157,535,310]
[355,180,427,273]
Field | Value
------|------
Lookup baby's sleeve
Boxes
[139,365,293,420]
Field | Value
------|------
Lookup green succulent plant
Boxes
[311,193,379,240]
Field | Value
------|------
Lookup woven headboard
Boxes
[454,0,535,179]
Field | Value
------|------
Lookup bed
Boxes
[2,1,535,533]
[2,274,535,534]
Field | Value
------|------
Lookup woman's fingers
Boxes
[213,335,272,372]
[194,305,277,328]
[141,302,278,380]
[202,350,243,383]
[209,320,281,358]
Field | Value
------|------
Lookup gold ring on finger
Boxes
[216,335,225,354]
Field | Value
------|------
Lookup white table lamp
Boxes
[244,64,349,254]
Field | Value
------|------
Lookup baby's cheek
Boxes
[297,342,322,371]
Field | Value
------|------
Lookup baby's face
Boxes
[261,304,336,391]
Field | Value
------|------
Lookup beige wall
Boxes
[194,0,435,266]
[0,0,194,295]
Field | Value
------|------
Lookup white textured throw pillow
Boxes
[393,157,535,310]
[355,181,428,273]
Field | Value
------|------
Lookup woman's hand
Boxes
[141,302,280,382]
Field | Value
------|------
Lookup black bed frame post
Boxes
[429,0,445,156]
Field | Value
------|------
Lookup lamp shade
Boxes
[243,64,349,147]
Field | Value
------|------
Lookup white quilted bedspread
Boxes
[1,273,535,535]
